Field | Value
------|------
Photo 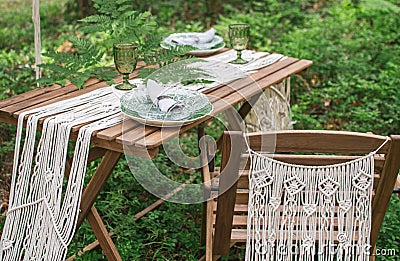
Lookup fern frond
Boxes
[142,59,212,85]
[69,71,92,88]
[142,34,163,51]
[79,24,110,34]
[39,0,164,89]
[69,36,92,52]
[142,46,196,66]
[91,66,117,81]
[79,14,111,24]
[37,77,65,87]
[39,63,73,75]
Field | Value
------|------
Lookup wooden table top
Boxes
[0,50,312,158]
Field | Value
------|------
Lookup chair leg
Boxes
[369,245,376,261]
[205,199,214,261]
[198,123,216,260]
[198,123,207,246]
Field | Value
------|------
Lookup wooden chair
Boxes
[201,130,400,260]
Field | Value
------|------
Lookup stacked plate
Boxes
[120,88,213,127]
[161,32,225,56]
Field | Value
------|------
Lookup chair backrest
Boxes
[211,130,400,260]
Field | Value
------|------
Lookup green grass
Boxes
[0,0,399,260]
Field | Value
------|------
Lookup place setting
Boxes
[113,23,289,127]
[160,27,225,56]
[120,79,213,127]
[112,42,214,127]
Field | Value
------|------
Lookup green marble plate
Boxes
[120,88,213,127]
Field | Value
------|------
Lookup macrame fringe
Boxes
[0,87,122,261]
[245,136,389,261]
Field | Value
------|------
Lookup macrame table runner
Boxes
[0,87,122,261]
[245,138,388,261]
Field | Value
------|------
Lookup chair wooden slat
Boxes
[247,130,390,154]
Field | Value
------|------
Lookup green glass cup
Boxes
[229,23,250,64]
[113,43,138,90]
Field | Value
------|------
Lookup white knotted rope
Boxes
[0,87,122,260]
[244,135,389,261]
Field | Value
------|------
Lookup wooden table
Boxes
[0,50,312,260]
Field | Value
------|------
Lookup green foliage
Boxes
[79,0,157,46]
[140,52,209,84]
[214,0,324,51]
[142,46,195,68]
[38,36,115,88]
[273,0,400,134]
[38,0,199,88]
[39,0,158,88]
[0,49,36,99]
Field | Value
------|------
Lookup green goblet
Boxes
[228,24,250,64]
[113,43,138,90]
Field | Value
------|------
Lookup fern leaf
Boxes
[39,63,73,75]
[79,14,111,24]
[69,36,92,52]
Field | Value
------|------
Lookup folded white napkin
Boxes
[147,79,184,112]
[172,28,216,45]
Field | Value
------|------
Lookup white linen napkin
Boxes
[147,79,184,112]
[241,53,287,72]
[172,28,216,45]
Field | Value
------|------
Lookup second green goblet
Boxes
[113,43,138,90]
[228,23,250,64]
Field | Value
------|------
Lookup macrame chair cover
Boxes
[244,136,389,261]
[245,78,293,132]
[0,87,122,261]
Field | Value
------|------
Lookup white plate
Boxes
[120,88,213,127]
[161,33,225,56]
[187,43,225,56]
[160,42,225,57]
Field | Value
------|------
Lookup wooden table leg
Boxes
[66,152,121,260]
[77,150,122,227]
[86,206,122,261]
[74,150,122,260]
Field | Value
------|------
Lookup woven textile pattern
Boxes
[0,87,122,260]
[245,145,386,261]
